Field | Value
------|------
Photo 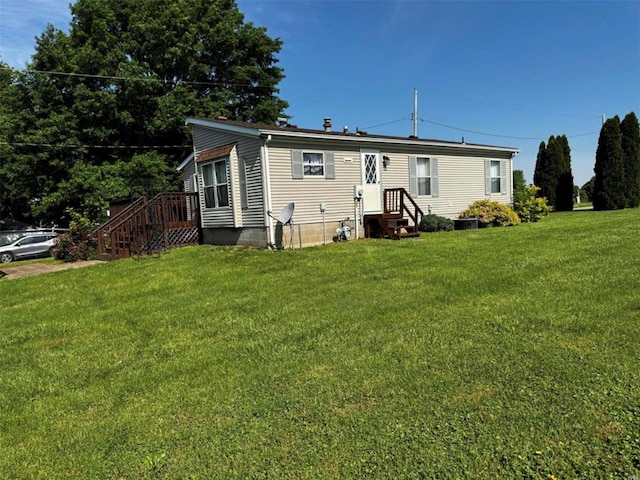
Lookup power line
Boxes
[420,118,600,140]
[420,119,600,140]
[0,65,270,89]
[361,117,410,130]
[1,141,189,149]
[361,115,600,141]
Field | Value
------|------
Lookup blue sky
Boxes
[1,0,639,186]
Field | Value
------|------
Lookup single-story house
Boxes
[180,116,519,248]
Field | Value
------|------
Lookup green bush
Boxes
[513,185,551,222]
[52,211,98,262]
[459,200,521,227]
[419,214,454,233]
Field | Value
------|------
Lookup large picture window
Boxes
[202,159,229,208]
[416,157,432,196]
[303,152,324,176]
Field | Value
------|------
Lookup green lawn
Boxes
[1,209,639,479]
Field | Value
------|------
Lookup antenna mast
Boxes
[412,89,418,137]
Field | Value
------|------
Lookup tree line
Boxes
[530,112,639,212]
[0,0,288,227]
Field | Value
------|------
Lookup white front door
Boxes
[361,150,382,212]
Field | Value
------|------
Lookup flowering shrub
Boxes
[52,211,98,262]
[513,185,551,222]
[419,214,454,232]
[459,200,521,227]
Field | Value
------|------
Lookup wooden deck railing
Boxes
[383,188,424,227]
[97,192,199,260]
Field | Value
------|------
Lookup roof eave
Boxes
[186,117,260,137]
[257,128,519,154]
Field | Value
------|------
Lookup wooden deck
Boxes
[97,192,200,260]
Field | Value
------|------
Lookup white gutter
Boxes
[260,134,275,247]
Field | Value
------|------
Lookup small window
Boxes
[417,157,432,196]
[490,160,501,194]
[202,159,229,209]
[303,152,324,176]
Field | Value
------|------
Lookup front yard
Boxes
[1,209,638,478]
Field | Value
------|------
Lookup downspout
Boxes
[510,151,518,205]
[261,134,275,247]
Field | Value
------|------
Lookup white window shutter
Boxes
[500,159,507,195]
[325,152,335,179]
[431,158,439,197]
[291,150,303,179]
[485,159,492,195]
[409,156,417,196]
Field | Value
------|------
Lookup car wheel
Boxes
[0,252,13,263]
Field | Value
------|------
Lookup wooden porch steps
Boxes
[364,188,424,240]
[365,214,420,240]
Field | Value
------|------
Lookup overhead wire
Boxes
[361,117,411,130]
[0,64,270,89]
[0,141,189,149]
[418,118,601,141]
[0,65,603,143]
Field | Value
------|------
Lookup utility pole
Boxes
[412,89,418,137]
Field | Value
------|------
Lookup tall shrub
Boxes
[52,210,98,262]
[459,200,521,227]
[513,186,551,222]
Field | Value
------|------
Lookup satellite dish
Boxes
[277,203,295,225]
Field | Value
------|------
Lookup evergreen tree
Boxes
[620,112,640,208]
[512,169,527,205]
[555,135,574,211]
[593,116,626,210]
[581,177,595,202]
[1,0,288,224]
[533,141,553,204]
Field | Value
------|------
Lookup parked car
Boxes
[0,233,59,263]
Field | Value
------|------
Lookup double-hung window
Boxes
[202,159,229,208]
[416,157,432,196]
[303,152,324,176]
[490,160,501,194]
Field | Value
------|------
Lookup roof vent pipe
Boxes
[323,117,332,132]
[343,126,349,134]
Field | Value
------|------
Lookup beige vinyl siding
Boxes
[267,139,362,224]
[382,152,512,218]
[267,138,513,223]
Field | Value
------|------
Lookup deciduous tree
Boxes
[2,0,288,225]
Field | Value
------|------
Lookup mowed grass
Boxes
[1,210,639,479]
